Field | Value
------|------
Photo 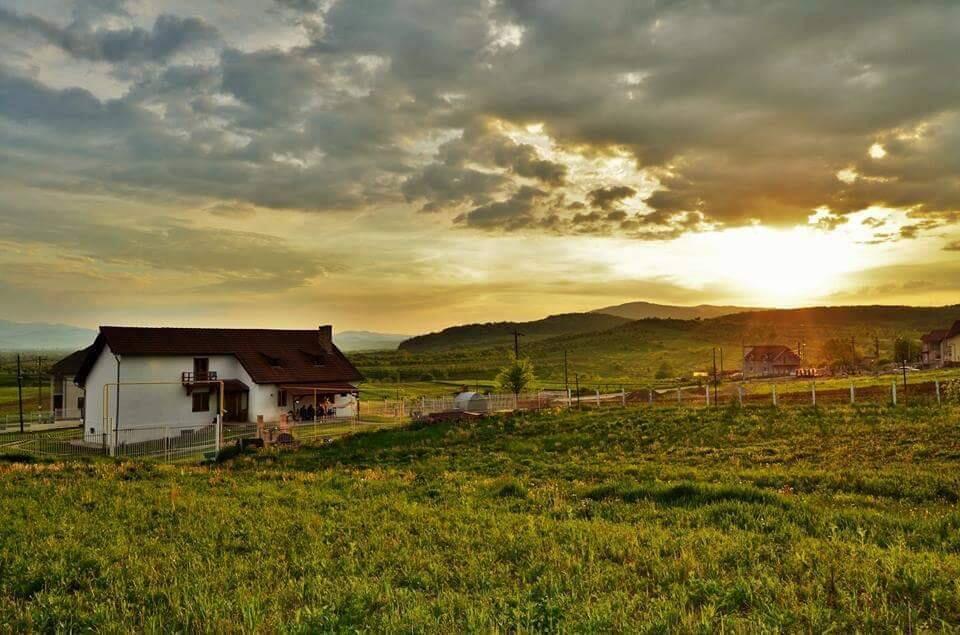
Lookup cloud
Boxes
[0,0,959,252]
[588,186,637,211]
[0,9,219,64]
[0,206,328,293]
[454,185,547,231]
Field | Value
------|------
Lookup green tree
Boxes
[654,361,673,380]
[820,338,858,371]
[495,357,535,397]
[894,336,920,363]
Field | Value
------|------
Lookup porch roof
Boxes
[283,383,359,396]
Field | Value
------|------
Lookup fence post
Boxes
[215,413,222,458]
[649,389,653,405]
[621,386,626,407]
[596,389,600,407]
[738,385,743,407]
[811,382,816,407]
[892,381,897,406]
[705,385,710,407]
[850,383,855,405]
[772,384,778,407]
[935,379,941,406]
[677,388,681,405]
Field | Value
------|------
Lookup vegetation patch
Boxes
[2,405,960,631]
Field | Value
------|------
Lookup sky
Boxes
[1,0,959,334]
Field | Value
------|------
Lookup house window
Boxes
[78,396,85,410]
[278,390,288,408]
[194,357,209,380]
[53,394,64,410]
[192,391,210,412]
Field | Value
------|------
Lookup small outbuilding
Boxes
[453,392,489,412]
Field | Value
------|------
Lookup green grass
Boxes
[2,404,960,630]
[0,385,46,417]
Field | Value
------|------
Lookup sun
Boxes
[709,226,865,305]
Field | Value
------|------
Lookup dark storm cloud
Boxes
[588,186,636,211]
[454,185,547,230]
[1,0,960,242]
[0,8,219,64]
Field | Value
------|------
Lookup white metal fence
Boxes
[0,415,395,463]
[0,408,83,429]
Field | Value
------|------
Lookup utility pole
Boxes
[37,355,42,410]
[511,328,525,359]
[575,373,581,409]
[563,350,569,408]
[16,354,24,432]
[902,357,908,405]
[712,347,718,407]
[874,335,880,376]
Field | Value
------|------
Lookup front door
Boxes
[223,391,248,422]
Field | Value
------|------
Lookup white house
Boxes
[74,325,363,445]
[943,320,960,365]
[49,346,90,421]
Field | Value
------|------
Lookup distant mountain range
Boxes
[592,301,761,321]
[0,320,97,351]
[391,302,960,365]
[398,313,632,353]
[335,330,412,352]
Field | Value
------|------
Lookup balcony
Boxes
[182,370,218,394]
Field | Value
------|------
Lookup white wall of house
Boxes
[247,385,357,422]
[945,336,960,363]
[50,375,84,420]
[82,347,358,445]
[83,349,245,444]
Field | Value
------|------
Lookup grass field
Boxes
[2,404,960,631]
[0,386,45,418]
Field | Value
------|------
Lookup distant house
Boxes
[943,321,960,365]
[742,345,802,378]
[74,325,363,445]
[49,346,91,421]
[920,329,948,368]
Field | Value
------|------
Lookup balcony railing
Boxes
[181,371,218,385]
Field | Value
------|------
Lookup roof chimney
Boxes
[318,324,333,353]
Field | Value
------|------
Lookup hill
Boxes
[592,300,761,320]
[335,330,410,351]
[398,312,632,353]
[0,320,95,351]
[355,304,960,384]
[3,406,959,630]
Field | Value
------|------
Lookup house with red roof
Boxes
[74,325,362,445]
[920,329,949,368]
[742,345,802,378]
[942,320,960,366]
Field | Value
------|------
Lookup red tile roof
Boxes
[50,345,94,376]
[744,345,802,365]
[945,320,960,340]
[921,329,949,344]
[75,327,363,386]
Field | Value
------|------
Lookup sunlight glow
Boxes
[600,223,883,307]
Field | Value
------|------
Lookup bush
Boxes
[943,378,960,404]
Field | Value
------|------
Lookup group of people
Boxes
[291,398,336,422]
